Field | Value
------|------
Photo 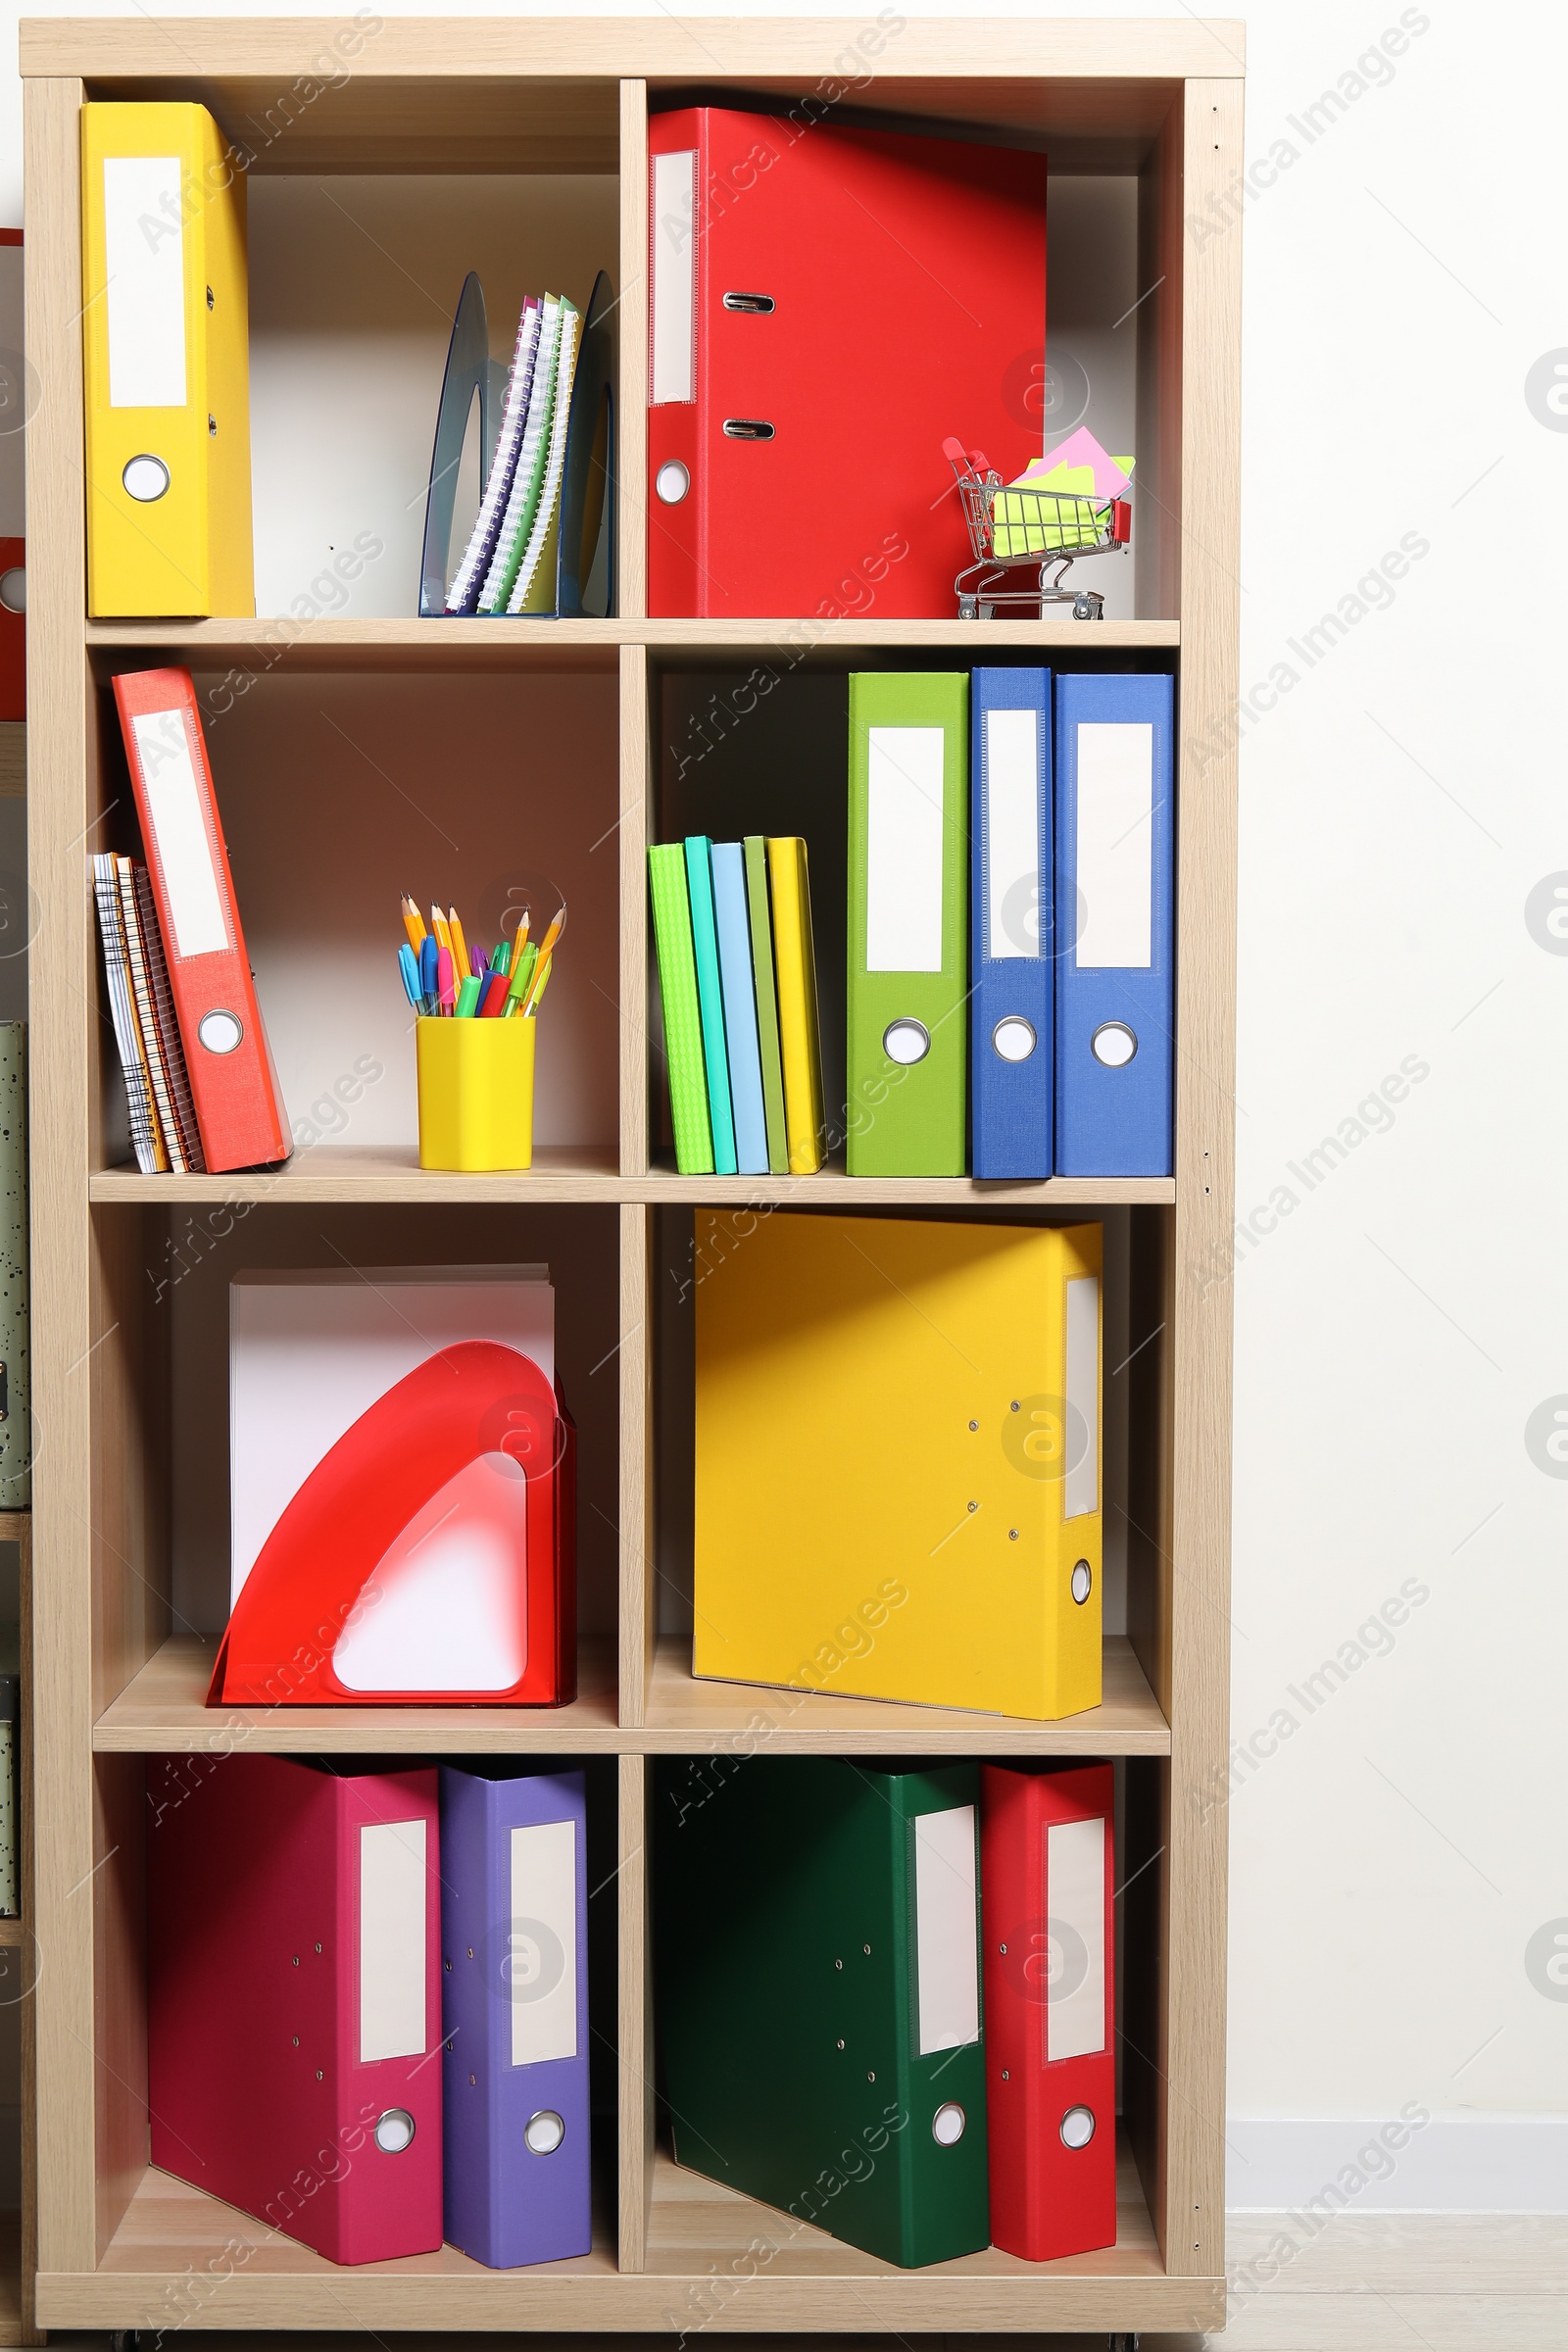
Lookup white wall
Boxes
[8,0,1567,2214]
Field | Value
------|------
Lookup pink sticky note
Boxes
[1011,427,1132,500]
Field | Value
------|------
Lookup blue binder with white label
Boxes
[1054,673,1174,1177]
[970,667,1053,1178]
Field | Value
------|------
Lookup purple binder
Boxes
[439,1764,591,2267]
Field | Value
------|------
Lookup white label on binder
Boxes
[986,707,1040,959]
[129,709,230,958]
[1046,1815,1106,2062]
[912,1804,979,2055]
[510,1818,578,2068]
[360,1819,427,2062]
[651,150,697,404]
[867,726,944,972]
[1064,1275,1100,1520]
[103,156,188,409]
[1075,721,1153,968]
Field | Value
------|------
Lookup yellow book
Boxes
[764,837,824,1173]
[81,103,254,617]
[694,1212,1102,1721]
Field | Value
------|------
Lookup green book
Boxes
[647,846,714,1174]
[742,836,789,1176]
[847,672,969,1176]
[656,1755,989,2268]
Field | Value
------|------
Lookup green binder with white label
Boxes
[655,1755,989,2267]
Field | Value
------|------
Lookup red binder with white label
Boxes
[112,665,290,1170]
[981,1761,1116,2259]
[147,1752,443,2263]
[648,107,1047,618]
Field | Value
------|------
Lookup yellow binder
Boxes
[694,1211,1102,1720]
[81,104,254,616]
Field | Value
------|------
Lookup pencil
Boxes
[401,894,426,953]
[448,905,469,982]
[430,904,453,957]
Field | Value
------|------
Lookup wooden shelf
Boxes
[88,1145,1173,1207]
[0,1921,24,1949]
[93,1635,620,1752]
[643,1636,1169,1754]
[0,2212,20,2346]
[86,616,1180,663]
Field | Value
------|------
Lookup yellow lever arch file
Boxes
[81,103,254,617]
[693,1211,1103,1720]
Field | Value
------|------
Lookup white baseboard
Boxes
[1227,2116,1568,2213]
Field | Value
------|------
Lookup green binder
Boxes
[648,846,713,1174]
[847,673,968,1175]
[656,1755,989,2267]
[743,835,789,1175]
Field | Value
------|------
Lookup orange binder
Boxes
[112,666,290,1171]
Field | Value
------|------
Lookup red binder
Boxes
[147,1753,443,2264]
[208,1340,577,1708]
[981,1761,1116,2260]
[112,666,290,1170]
[647,107,1047,619]
[0,542,22,724]
[0,232,21,721]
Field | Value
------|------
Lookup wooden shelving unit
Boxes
[23,15,1242,2340]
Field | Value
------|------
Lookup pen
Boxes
[509,906,564,1014]
[504,939,537,1016]
[455,973,482,1018]
[418,932,439,1012]
[523,954,552,1015]
[437,945,456,1014]
[479,971,510,1016]
[398,943,422,1010]
[471,944,488,982]
[493,939,512,977]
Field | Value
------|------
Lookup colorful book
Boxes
[743,836,788,1176]
[710,843,767,1177]
[764,837,824,1174]
[480,295,562,614]
[131,861,206,1173]
[93,852,166,1173]
[683,836,737,1176]
[117,854,186,1173]
[446,296,542,614]
[656,1754,990,2266]
[647,845,713,1174]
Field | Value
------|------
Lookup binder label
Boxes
[509,1817,578,2067]
[1045,1816,1105,2061]
[360,1819,428,2063]
[651,151,697,405]
[866,726,944,973]
[985,707,1041,959]
[1074,722,1153,968]
[103,157,188,409]
[1064,1275,1099,1520]
[912,1804,980,2054]
[129,709,231,958]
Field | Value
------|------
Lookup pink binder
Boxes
[147,1752,443,2264]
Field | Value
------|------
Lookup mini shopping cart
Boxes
[943,435,1131,619]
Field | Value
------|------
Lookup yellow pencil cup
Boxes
[416,1015,535,1172]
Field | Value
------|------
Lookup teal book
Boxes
[656,1755,989,2267]
[648,846,714,1174]
[683,836,737,1176]
[743,835,789,1175]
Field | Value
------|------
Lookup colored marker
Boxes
[398,942,422,1010]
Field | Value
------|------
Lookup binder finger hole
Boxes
[122,454,171,503]
[991,1015,1036,1063]
[931,2101,966,2146]
[1059,2103,1096,2149]
[882,1018,930,1067]
[1090,1020,1137,1068]
[373,2107,416,2153]
[525,2108,565,2155]
[655,460,690,505]
[1071,1558,1093,1604]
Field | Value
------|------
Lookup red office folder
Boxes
[208,1342,577,1708]
[147,1753,443,2264]
[647,107,1047,618]
[112,666,290,1170]
[0,541,22,723]
[981,1762,1116,2260]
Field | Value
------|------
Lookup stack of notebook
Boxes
[445,291,582,617]
[649,836,824,1178]
[94,853,205,1174]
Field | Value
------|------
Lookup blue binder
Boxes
[710,842,768,1176]
[440,1765,592,2269]
[970,666,1053,1178]
[1054,673,1174,1177]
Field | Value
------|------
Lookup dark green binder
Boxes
[655,1756,989,2267]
